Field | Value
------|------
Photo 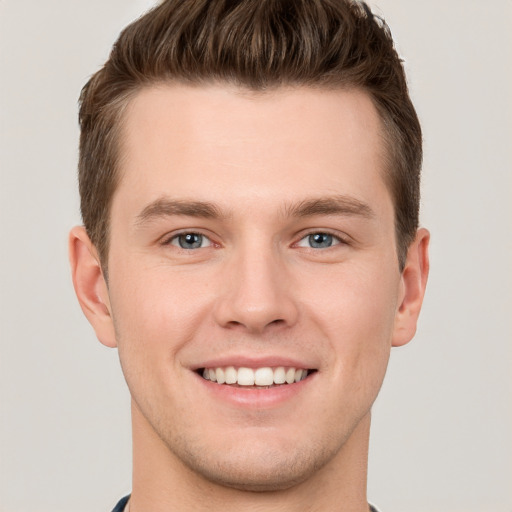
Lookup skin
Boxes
[70,85,429,512]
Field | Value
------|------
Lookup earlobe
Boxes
[392,228,430,347]
[68,226,117,348]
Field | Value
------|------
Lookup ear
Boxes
[392,228,430,347]
[68,226,117,348]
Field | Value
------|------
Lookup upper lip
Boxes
[192,355,317,371]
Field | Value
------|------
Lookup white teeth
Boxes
[201,366,310,386]
[254,367,274,386]
[285,367,296,384]
[224,366,237,384]
[215,367,225,384]
[237,367,255,386]
[273,366,286,384]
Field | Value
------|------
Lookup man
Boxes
[69,1,429,511]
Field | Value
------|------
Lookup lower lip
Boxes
[194,372,316,409]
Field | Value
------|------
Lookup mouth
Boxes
[196,366,317,388]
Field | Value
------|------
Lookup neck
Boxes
[129,401,371,512]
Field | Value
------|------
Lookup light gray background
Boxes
[1,1,511,511]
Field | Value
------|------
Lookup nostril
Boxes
[223,317,286,333]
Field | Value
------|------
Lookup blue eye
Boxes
[170,233,211,249]
[297,232,340,249]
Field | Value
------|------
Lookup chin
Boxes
[172,437,337,492]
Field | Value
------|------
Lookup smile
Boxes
[199,366,314,387]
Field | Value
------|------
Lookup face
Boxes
[80,85,423,491]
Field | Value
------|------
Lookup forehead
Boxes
[114,84,391,216]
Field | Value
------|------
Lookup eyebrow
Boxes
[283,195,375,220]
[135,194,375,226]
[135,198,225,225]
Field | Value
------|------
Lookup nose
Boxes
[213,241,299,334]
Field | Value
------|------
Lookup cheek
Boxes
[108,262,213,371]
[302,257,399,331]
[303,262,400,391]
[108,265,213,423]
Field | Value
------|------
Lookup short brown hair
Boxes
[78,0,422,270]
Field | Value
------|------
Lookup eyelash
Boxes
[163,232,214,250]
[162,230,348,250]
[295,231,347,249]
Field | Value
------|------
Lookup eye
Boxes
[169,232,212,249]
[296,232,341,249]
